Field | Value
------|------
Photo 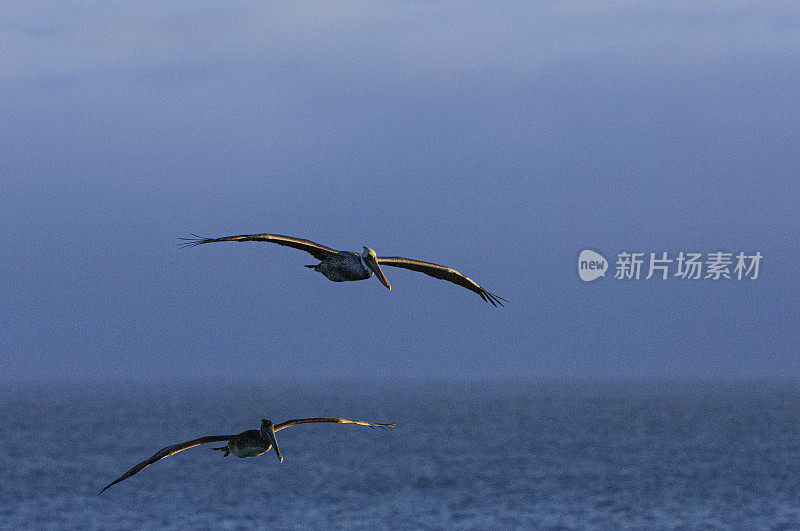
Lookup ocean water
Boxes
[1,381,799,529]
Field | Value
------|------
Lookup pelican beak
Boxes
[262,420,283,463]
[362,247,391,291]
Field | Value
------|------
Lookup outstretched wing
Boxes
[375,257,506,306]
[179,233,339,261]
[99,435,233,493]
[274,418,394,431]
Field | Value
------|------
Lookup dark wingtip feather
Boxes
[483,289,506,307]
[178,233,211,249]
[479,289,498,307]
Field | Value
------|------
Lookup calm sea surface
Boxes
[1,381,799,529]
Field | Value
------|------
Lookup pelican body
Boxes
[214,419,281,459]
[180,233,505,305]
[306,251,374,283]
[100,417,392,493]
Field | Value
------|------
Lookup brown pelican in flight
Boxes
[179,233,505,306]
[100,417,392,493]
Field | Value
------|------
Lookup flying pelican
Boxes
[179,233,505,306]
[100,417,393,493]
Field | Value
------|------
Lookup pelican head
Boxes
[260,419,283,463]
[361,247,391,290]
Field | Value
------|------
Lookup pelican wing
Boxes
[179,233,338,261]
[99,434,233,493]
[375,257,505,306]
[274,418,394,432]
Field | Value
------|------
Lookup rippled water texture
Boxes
[1,382,799,528]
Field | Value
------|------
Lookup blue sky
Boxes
[2,2,799,383]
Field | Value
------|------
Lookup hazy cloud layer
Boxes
[2,2,798,383]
